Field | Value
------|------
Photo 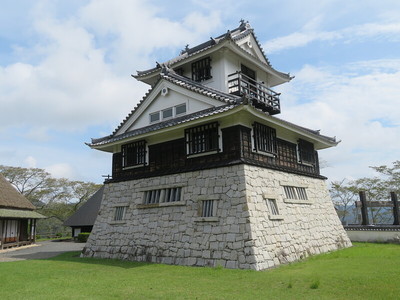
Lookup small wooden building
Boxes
[64,186,104,238]
[0,174,45,249]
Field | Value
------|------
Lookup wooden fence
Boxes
[355,191,399,225]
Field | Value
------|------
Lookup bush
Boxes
[77,232,91,243]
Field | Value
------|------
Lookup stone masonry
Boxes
[82,164,351,270]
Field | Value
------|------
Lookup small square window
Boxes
[267,199,279,215]
[201,200,215,217]
[175,103,186,116]
[150,112,160,123]
[114,206,126,221]
[162,108,173,119]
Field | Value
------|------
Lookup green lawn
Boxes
[1,243,399,299]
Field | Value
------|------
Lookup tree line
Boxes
[330,161,400,225]
[0,165,101,236]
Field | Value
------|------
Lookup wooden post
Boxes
[359,191,370,225]
[391,192,399,225]
[33,219,37,243]
[0,219,4,250]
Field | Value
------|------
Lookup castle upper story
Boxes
[134,20,292,116]
[88,21,338,183]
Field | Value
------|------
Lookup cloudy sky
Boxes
[1,0,399,184]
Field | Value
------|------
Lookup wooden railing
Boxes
[228,72,281,115]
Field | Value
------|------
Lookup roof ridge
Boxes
[134,21,287,79]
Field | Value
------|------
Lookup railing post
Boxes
[391,192,399,225]
[359,191,370,225]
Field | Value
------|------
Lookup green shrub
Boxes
[310,279,320,289]
[77,232,91,243]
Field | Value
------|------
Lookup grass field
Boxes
[1,243,399,299]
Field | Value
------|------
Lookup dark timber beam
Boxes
[359,191,370,225]
[391,192,399,225]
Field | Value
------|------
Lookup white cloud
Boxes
[25,156,37,168]
[0,0,222,136]
[46,163,75,179]
[264,21,400,53]
[279,59,400,181]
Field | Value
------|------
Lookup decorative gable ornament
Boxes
[160,87,168,96]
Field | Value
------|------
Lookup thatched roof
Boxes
[0,174,36,210]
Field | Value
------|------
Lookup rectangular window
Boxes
[297,139,316,165]
[201,200,214,217]
[192,57,212,82]
[114,206,126,221]
[122,140,146,168]
[267,199,279,215]
[150,112,160,123]
[162,107,173,120]
[175,103,187,116]
[143,187,182,204]
[283,186,308,200]
[253,122,277,155]
[185,122,219,155]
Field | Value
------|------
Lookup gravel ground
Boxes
[0,240,85,262]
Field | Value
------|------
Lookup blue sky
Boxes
[1,0,399,184]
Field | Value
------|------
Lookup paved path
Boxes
[0,240,85,262]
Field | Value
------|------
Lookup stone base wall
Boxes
[243,165,351,270]
[82,164,351,270]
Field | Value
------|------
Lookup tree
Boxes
[0,165,102,235]
[370,160,400,193]
[330,179,358,224]
[330,161,400,225]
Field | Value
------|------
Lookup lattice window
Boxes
[114,206,126,221]
[121,140,146,168]
[143,187,182,204]
[253,122,277,155]
[185,122,219,155]
[192,57,212,82]
[201,200,215,217]
[283,186,308,200]
[297,139,316,165]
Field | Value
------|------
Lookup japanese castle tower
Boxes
[82,21,351,270]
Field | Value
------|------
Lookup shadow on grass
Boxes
[47,251,163,269]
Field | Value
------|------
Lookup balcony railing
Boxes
[228,71,281,115]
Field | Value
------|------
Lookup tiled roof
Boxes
[0,174,36,210]
[111,68,239,136]
[161,69,238,103]
[135,21,284,79]
[64,186,104,227]
[90,104,238,146]
[270,115,338,144]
